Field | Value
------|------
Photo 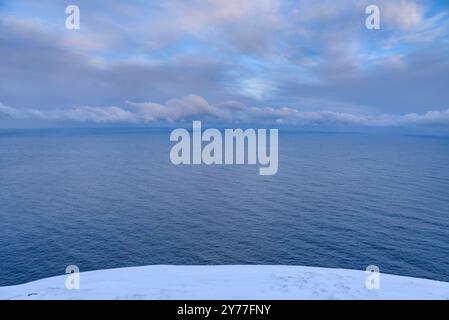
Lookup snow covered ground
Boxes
[1,265,448,300]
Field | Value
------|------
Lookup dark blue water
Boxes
[1,128,448,285]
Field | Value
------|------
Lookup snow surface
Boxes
[1,265,448,300]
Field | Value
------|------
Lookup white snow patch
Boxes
[0,265,448,300]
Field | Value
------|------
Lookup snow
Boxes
[1,265,448,300]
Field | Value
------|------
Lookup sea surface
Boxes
[1,128,448,285]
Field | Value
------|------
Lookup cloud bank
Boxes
[1,96,448,127]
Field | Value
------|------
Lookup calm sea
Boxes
[0,128,448,285]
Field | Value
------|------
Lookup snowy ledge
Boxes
[1,265,448,300]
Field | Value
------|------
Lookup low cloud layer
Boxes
[1,95,448,127]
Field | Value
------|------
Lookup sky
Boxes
[0,0,449,129]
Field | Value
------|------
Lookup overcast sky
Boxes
[0,0,449,128]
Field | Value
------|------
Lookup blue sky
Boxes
[0,0,449,128]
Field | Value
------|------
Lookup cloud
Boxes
[400,109,449,125]
[384,10,449,46]
[0,102,137,123]
[2,96,449,127]
[1,0,449,119]
[382,0,425,30]
[145,0,282,55]
[127,95,227,122]
[0,14,234,109]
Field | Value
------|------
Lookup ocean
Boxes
[0,128,448,285]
